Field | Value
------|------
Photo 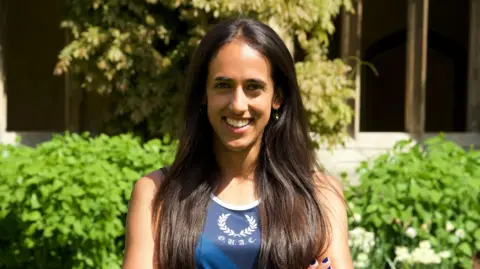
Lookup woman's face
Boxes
[206,40,281,152]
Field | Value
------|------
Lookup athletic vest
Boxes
[195,194,261,269]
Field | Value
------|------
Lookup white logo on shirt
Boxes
[217,213,258,238]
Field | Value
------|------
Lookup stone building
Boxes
[319,0,480,180]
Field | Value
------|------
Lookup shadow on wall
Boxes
[361,29,468,133]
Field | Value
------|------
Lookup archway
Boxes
[361,30,468,132]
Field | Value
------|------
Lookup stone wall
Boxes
[317,132,480,184]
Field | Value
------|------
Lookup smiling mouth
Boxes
[224,117,252,128]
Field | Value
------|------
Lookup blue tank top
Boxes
[195,194,261,269]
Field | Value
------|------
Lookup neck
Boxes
[213,137,262,183]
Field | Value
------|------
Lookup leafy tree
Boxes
[55,0,354,147]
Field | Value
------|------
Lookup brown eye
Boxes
[214,82,230,89]
[246,83,263,91]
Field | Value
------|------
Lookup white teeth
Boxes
[226,118,251,128]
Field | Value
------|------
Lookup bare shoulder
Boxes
[131,169,164,199]
[312,171,348,235]
[312,171,345,200]
[313,172,354,268]
[127,170,164,218]
[122,169,166,269]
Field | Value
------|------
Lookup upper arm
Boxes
[122,169,164,269]
[314,173,354,269]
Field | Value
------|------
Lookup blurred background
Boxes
[0,0,478,268]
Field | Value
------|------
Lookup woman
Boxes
[122,18,353,269]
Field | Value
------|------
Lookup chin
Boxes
[221,137,259,152]
[223,140,252,152]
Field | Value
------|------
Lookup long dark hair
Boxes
[152,17,332,269]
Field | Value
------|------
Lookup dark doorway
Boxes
[5,0,66,131]
[361,28,468,132]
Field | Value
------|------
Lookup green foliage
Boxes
[0,133,176,269]
[55,0,354,147]
[296,59,354,146]
[345,135,480,268]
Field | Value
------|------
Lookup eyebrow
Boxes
[213,76,266,86]
[213,76,233,82]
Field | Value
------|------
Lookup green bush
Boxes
[345,135,480,268]
[0,133,176,269]
[54,0,355,148]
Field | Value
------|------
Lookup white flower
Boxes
[349,226,375,267]
[349,227,363,238]
[419,240,431,250]
[395,246,411,262]
[395,242,450,265]
[362,231,375,252]
[406,227,417,238]
[438,251,451,259]
[455,228,466,239]
[410,245,441,264]
[348,227,375,253]
[445,221,454,232]
[353,213,361,223]
[354,253,369,268]
[353,260,368,268]
[357,253,368,262]
[2,150,9,158]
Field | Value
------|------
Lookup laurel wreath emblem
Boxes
[217,213,258,237]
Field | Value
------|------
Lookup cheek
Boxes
[206,94,225,119]
[252,102,272,121]
[263,106,272,119]
[206,102,216,122]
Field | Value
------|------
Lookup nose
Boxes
[229,86,248,114]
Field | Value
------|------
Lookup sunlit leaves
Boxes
[345,136,480,268]
[55,0,355,146]
[0,133,176,268]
